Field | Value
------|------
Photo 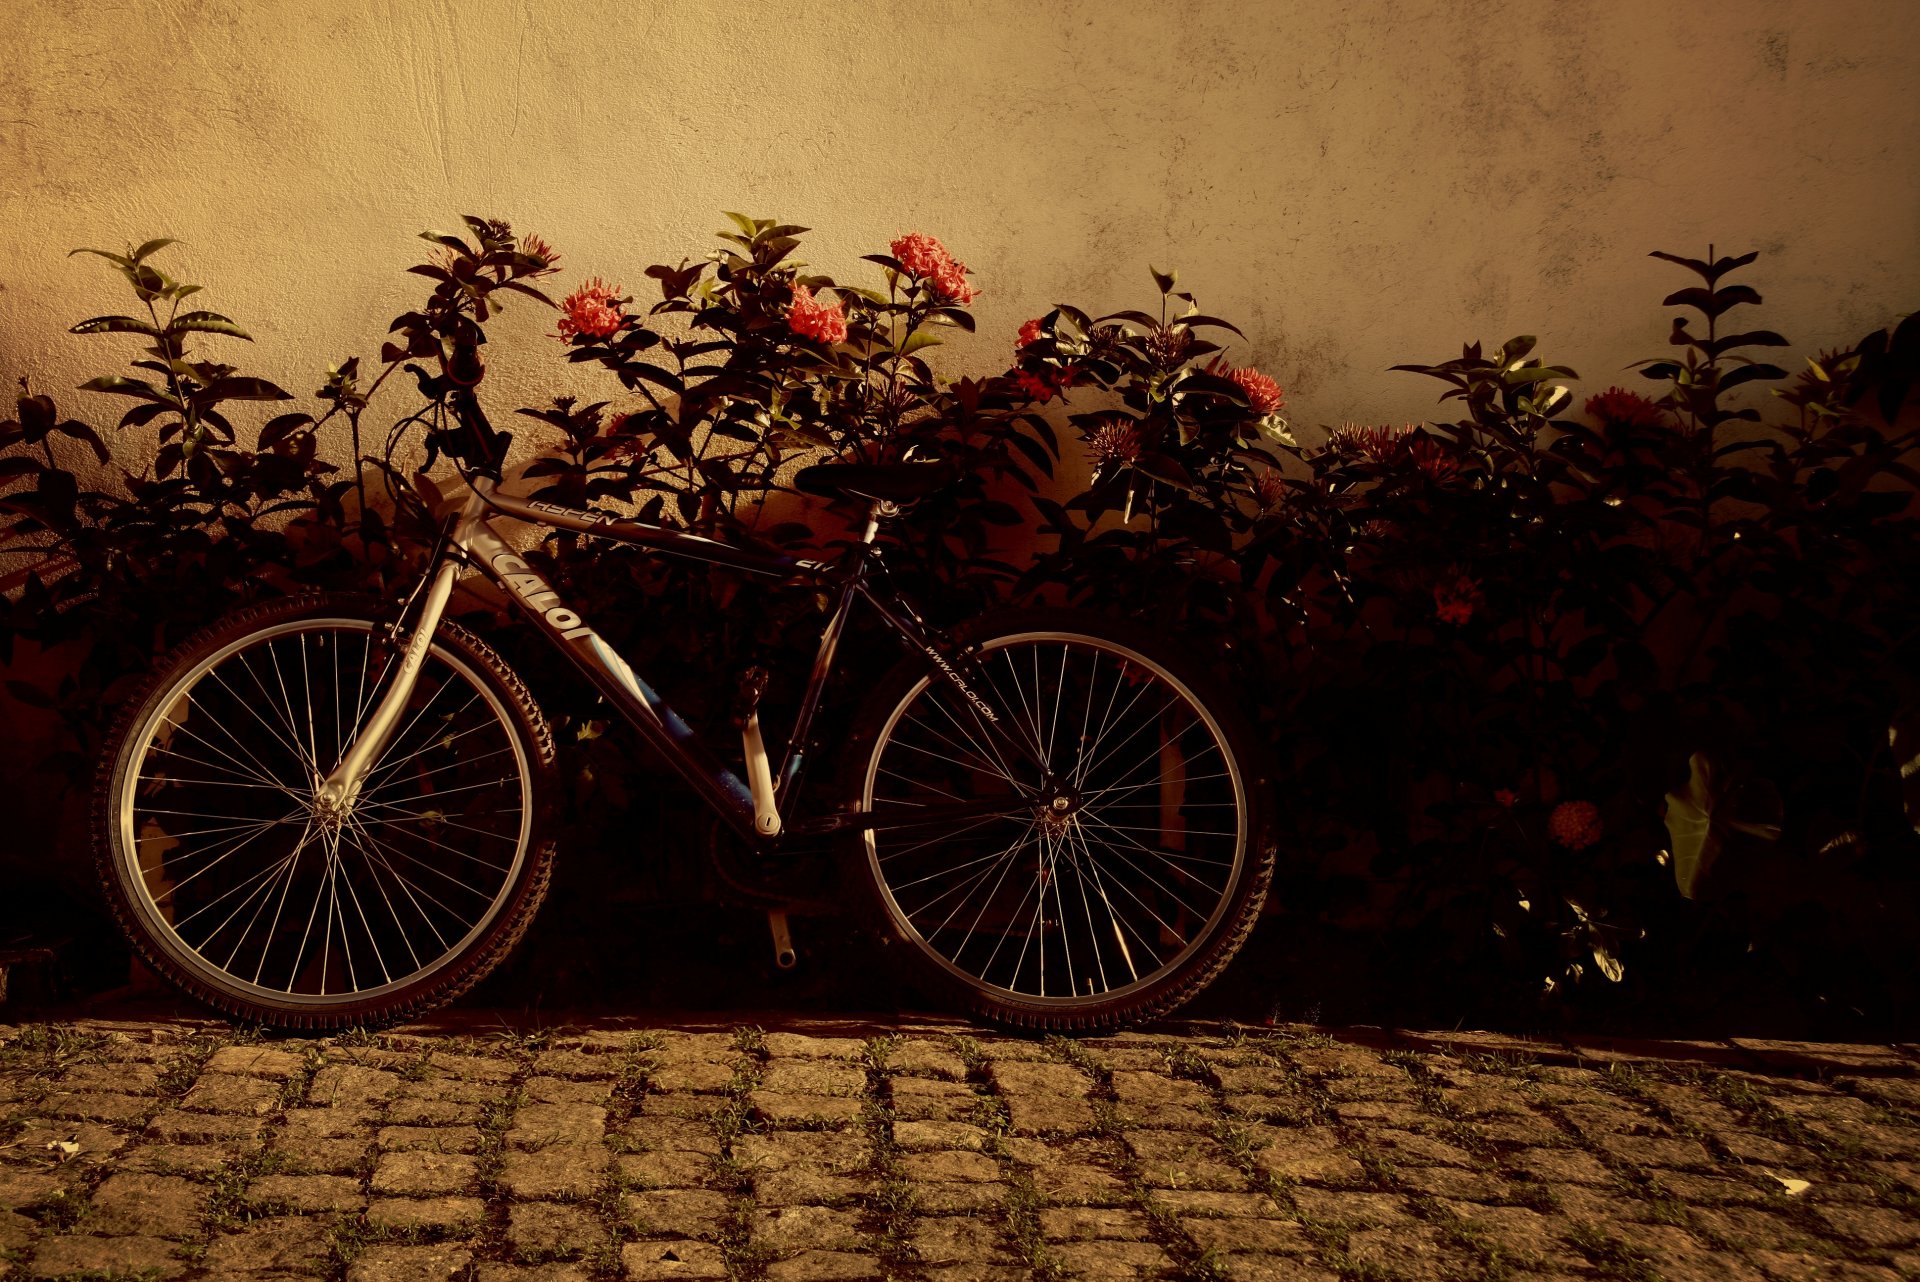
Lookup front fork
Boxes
[312,494,478,813]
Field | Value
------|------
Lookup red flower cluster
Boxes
[890,232,977,304]
[1254,472,1288,513]
[1549,800,1604,850]
[1087,419,1141,467]
[1012,365,1073,403]
[787,284,848,344]
[1585,386,1667,429]
[1228,366,1285,416]
[1494,788,1519,808]
[1333,422,1411,463]
[1433,573,1483,625]
[555,278,625,343]
[1016,317,1046,350]
[519,232,562,276]
[1406,434,1459,482]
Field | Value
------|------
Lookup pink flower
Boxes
[787,284,848,344]
[889,231,976,303]
[1494,788,1519,808]
[1013,369,1059,402]
[1433,573,1482,625]
[1016,317,1046,350]
[1087,419,1141,467]
[1228,366,1285,416]
[555,277,625,343]
[1549,800,1603,850]
[1586,387,1667,429]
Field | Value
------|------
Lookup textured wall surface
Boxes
[2,0,1917,471]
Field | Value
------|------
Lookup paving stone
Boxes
[1750,1251,1903,1281]
[182,1071,283,1114]
[248,1172,367,1213]
[1247,1125,1365,1184]
[533,1048,617,1079]
[886,1040,967,1079]
[477,1265,594,1282]
[29,1234,183,1279]
[622,1115,723,1155]
[1181,1215,1315,1254]
[1396,1165,1513,1200]
[1366,1127,1476,1166]
[762,1061,866,1096]
[1214,1065,1294,1095]
[40,1091,151,1122]
[509,1102,607,1148]
[379,1123,483,1152]
[499,1145,610,1199]
[764,1250,882,1280]
[1124,1129,1248,1190]
[1689,1206,1805,1251]
[1441,1202,1575,1262]
[987,1061,1091,1097]
[281,1106,376,1139]
[6,1121,128,1165]
[1346,1222,1472,1279]
[620,1149,713,1189]
[753,1202,866,1252]
[1813,1203,1920,1248]
[1038,1206,1152,1241]
[625,1188,732,1239]
[1289,1188,1416,1226]
[428,1051,519,1082]
[894,1120,988,1151]
[388,1096,486,1126]
[898,1150,999,1183]
[621,1238,729,1279]
[203,1215,332,1272]
[367,1195,487,1231]
[911,1215,1016,1263]
[509,1200,606,1260]
[737,1132,872,1175]
[0,1169,66,1210]
[526,1075,614,1105]
[753,1092,865,1127]
[762,1033,868,1061]
[57,1063,162,1094]
[1508,1146,1614,1185]
[1652,1171,1773,1204]
[147,1107,267,1145]
[1152,1190,1282,1217]
[1004,1094,1096,1135]
[267,1134,370,1174]
[87,1172,205,1238]
[1595,1133,1718,1168]
[1212,1254,1341,1282]
[1289,1045,1402,1078]
[307,1064,399,1107]
[346,1243,473,1282]
[1839,1075,1920,1112]
[648,1061,738,1093]
[203,1045,306,1079]
[914,1181,1008,1213]
[1029,1161,1131,1206]
[372,1149,479,1196]
[757,1169,874,1205]
[0,1208,34,1251]
[1048,1239,1174,1279]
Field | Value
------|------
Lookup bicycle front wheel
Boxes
[93,594,556,1028]
[845,608,1272,1030]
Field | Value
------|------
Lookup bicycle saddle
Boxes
[792,460,959,504]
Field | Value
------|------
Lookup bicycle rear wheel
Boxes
[93,593,556,1028]
[844,608,1272,1030]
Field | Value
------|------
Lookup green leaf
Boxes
[77,375,170,403]
[68,246,134,268]
[1661,285,1762,319]
[69,315,163,338]
[418,231,472,254]
[1149,265,1178,294]
[898,332,943,357]
[170,311,252,340]
[1662,753,1782,899]
[131,237,178,262]
[200,377,292,402]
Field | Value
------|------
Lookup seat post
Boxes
[861,499,900,543]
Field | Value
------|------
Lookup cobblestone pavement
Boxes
[0,1015,1916,1282]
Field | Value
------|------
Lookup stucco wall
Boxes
[2,0,1917,474]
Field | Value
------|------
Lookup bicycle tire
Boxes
[841,607,1273,1030]
[92,593,557,1029]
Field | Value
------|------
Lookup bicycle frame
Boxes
[317,474,1050,848]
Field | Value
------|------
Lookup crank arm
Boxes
[784,795,1039,838]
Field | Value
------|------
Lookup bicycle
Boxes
[92,357,1275,1032]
